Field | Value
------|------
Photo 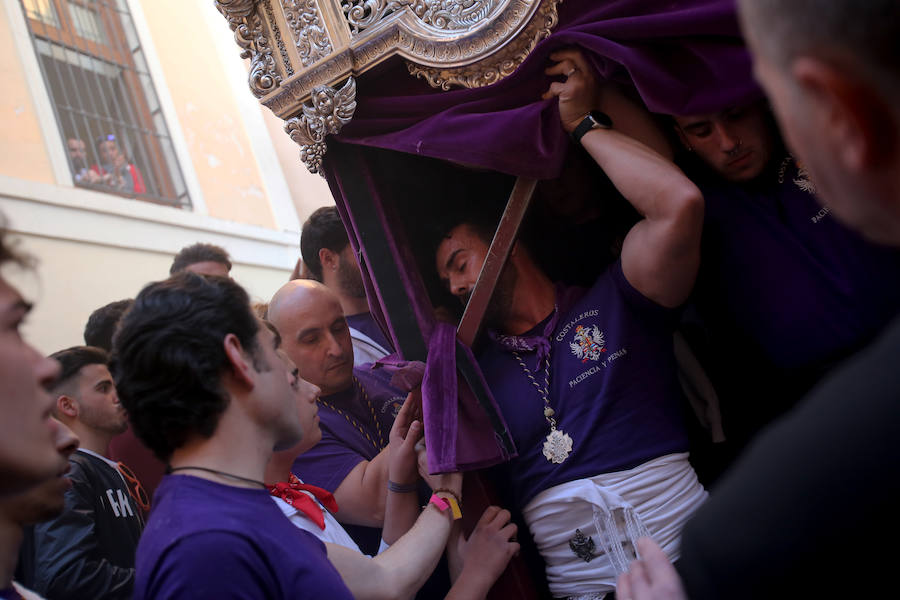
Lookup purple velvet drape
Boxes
[322,0,758,473]
[335,0,760,179]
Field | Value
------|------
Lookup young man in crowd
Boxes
[618,0,900,597]
[83,299,133,352]
[30,346,143,600]
[168,242,232,278]
[1,418,79,598]
[300,206,393,364]
[268,279,406,555]
[112,272,354,599]
[671,94,900,471]
[431,48,707,598]
[0,227,62,499]
[83,299,165,499]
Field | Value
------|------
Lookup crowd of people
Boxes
[1,0,898,598]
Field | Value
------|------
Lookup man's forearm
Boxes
[580,128,698,222]
[382,482,420,545]
[374,503,453,597]
[333,448,390,527]
[327,504,453,600]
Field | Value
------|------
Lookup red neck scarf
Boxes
[267,474,338,530]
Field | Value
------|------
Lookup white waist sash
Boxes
[522,452,708,599]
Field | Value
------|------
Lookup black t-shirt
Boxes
[677,316,900,598]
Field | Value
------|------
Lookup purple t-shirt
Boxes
[134,475,352,600]
[479,261,689,509]
[291,366,405,554]
[696,155,900,373]
[346,312,394,354]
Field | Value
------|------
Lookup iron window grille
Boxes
[20,0,191,208]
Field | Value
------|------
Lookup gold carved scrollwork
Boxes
[406,0,561,89]
[284,77,357,174]
[215,0,283,97]
[282,0,334,66]
[343,0,498,35]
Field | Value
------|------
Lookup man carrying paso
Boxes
[433,48,707,599]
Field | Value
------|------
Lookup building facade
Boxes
[0,0,331,353]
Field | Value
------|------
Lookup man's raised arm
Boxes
[544,48,703,308]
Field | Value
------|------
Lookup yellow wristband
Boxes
[437,494,462,520]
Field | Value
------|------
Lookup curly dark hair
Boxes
[110,273,262,461]
[169,243,232,275]
[83,299,134,351]
[300,206,349,282]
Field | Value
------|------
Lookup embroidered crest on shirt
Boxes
[380,396,405,419]
[793,161,817,195]
[569,325,606,363]
[778,155,818,196]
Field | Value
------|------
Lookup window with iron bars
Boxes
[20,0,191,208]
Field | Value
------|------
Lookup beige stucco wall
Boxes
[0,0,331,353]
[7,233,291,355]
[0,8,55,185]
[140,0,279,229]
[258,105,334,224]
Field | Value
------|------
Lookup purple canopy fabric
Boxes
[323,0,760,473]
[336,0,761,179]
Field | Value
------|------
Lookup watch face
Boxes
[590,111,613,129]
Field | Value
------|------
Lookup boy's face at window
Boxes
[98,140,120,164]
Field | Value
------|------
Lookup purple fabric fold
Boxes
[320,0,758,473]
[371,355,426,391]
[335,0,760,179]
[422,322,516,474]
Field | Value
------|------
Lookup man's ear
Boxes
[318,247,339,275]
[223,333,255,390]
[57,395,78,419]
[673,123,692,152]
[792,57,896,170]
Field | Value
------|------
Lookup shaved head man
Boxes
[269,281,354,395]
[299,207,393,364]
[268,280,408,556]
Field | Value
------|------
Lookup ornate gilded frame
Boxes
[214,0,562,172]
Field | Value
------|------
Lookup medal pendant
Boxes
[542,429,573,464]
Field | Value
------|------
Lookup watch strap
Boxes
[571,111,613,144]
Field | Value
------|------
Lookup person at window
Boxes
[91,135,146,195]
[66,138,102,185]
[29,346,143,600]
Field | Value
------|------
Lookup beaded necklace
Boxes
[317,376,387,453]
[512,343,573,464]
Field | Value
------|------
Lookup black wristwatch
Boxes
[571,110,613,144]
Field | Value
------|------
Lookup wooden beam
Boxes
[457,177,537,346]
